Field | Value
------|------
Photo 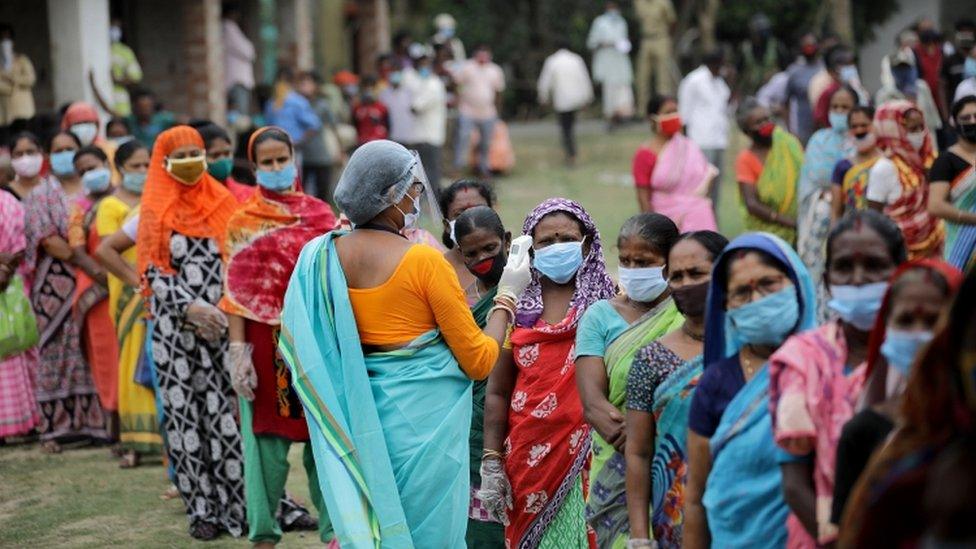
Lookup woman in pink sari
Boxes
[632,95,718,231]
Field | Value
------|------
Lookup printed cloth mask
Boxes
[82,167,112,194]
[829,111,849,132]
[881,329,934,377]
[11,153,43,178]
[727,286,799,346]
[50,150,77,176]
[619,266,668,302]
[827,281,888,331]
[207,157,233,181]
[533,239,585,284]
[255,163,297,192]
[122,171,147,194]
[166,155,207,185]
[70,122,99,146]
[671,280,709,317]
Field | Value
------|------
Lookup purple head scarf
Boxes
[515,198,617,328]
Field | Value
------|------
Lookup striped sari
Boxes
[945,165,976,271]
[743,127,804,245]
[585,299,683,549]
[280,232,473,548]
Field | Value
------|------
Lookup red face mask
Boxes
[657,113,683,136]
[801,44,818,57]
[470,257,496,275]
[756,121,776,138]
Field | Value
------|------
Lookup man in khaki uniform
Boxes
[634,0,676,115]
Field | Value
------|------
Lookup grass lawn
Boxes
[0,117,746,547]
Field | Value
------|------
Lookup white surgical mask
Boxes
[110,26,122,43]
[70,123,99,146]
[906,130,926,150]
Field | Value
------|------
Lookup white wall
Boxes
[857,0,940,94]
[46,0,112,112]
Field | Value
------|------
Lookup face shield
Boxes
[408,149,443,227]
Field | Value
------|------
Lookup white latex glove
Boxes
[626,539,657,549]
[226,341,257,401]
[478,458,513,526]
[496,251,531,303]
[185,299,228,342]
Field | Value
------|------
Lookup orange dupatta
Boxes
[136,125,238,276]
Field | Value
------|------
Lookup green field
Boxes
[0,118,745,547]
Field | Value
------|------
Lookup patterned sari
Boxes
[95,198,160,453]
[585,299,683,549]
[944,165,976,271]
[649,355,703,548]
[23,178,106,441]
[874,100,944,259]
[280,232,473,548]
[743,127,804,244]
[648,134,717,232]
[840,156,880,211]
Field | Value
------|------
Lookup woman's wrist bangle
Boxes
[489,303,514,323]
[482,448,506,461]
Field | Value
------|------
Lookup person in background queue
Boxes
[220,126,337,547]
[576,213,683,548]
[684,232,817,549]
[624,230,727,549]
[439,179,495,304]
[137,125,243,540]
[928,95,976,270]
[769,210,906,545]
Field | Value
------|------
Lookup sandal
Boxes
[40,440,62,454]
[189,521,220,541]
[160,484,180,500]
[118,450,140,469]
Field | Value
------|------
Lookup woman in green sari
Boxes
[453,205,511,548]
[575,213,684,548]
[734,98,805,245]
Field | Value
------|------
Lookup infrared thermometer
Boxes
[507,235,533,268]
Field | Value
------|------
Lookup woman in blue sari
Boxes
[279,140,530,548]
[682,233,818,549]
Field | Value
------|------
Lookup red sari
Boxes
[504,309,594,548]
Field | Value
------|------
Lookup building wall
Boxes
[128,0,186,115]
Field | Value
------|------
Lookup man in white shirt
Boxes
[409,54,448,189]
[678,49,730,205]
[453,44,505,176]
[538,43,594,165]
[222,3,256,116]
[379,69,417,147]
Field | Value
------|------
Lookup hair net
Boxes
[335,140,416,225]
[334,140,442,227]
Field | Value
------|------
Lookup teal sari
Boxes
[279,232,473,548]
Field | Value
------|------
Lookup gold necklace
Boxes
[681,323,704,342]
[741,347,758,377]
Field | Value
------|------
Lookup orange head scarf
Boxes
[137,125,238,276]
[60,101,101,131]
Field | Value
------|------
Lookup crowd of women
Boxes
[1,94,975,549]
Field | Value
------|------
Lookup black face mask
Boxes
[957,122,976,144]
[466,252,506,287]
[670,280,710,318]
[750,130,773,147]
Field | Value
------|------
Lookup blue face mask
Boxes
[619,266,667,302]
[839,64,859,84]
[255,163,297,192]
[964,56,976,79]
[121,171,146,194]
[881,329,934,377]
[827,281,887,331]
[50,151,76,176]
[82,167,112,194]
[418,67,432,78]
[828,111,849,132]
[533,239,585,284]
[727,285,800,346]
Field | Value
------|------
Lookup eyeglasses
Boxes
[726,274,788,308]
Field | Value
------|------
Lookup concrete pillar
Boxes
[293,0,313,70]
[314,0,351,76]
[46,0,112,112]
[356,0,390,74]
[181,0,226,124]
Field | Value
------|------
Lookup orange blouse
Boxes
[348,244,499,380]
